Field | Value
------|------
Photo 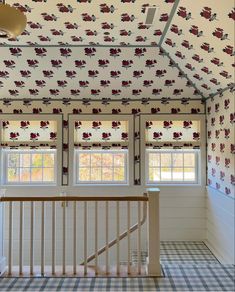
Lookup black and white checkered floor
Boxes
[0,242,234,291]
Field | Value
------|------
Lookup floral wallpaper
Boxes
[0,0,233,191]
[0,0,175,46]
[0,47,202,101]
[163,1,235,96]
[207,90,235,198]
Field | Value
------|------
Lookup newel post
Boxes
[0,189,6,276]
[147,188,161,276]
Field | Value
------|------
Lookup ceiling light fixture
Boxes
[0,0,27,38]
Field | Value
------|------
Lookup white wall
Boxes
[206,187,235,264]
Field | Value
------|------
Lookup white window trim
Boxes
[0,114,63,186]
[69,114,134,187]
[2,149,57,186]
[74,149,129,185]
[140,114,206,187]
[146,149,200,185]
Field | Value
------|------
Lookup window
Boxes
[2,150,56,184]
[147,149,198,184]
[0,116,61,186]
[75,150,128,184]
[72,118,130,185]
[143,117,203,185]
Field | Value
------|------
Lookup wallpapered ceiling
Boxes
[162,1,235,97]
[0,0,234,101]
[207,91,235,198]
[0,0,173,46]
[0,47,201,101]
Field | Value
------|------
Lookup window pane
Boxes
[184,168,195,181]
[91,153,101,167]
[31,168,43,181]
[79,153,90,167]
[43,153,54,167]
[43,168,54,182]
[76,151,127,184]
[149,153,160,167]
[8,168,19,182]
[102,154,113,166]
[184,153,195,167]
[79,168,90,181]
[8,153,19,167]
[161,153,171,167]
[172,168,183,181]
[32,154,43,167]
[149,168,160,181]
[22,154,30,167]
[20,168,30,182]
[114,167,125,181]
[172,153,183,167]
[113,154,124,166]
[102,167,113,181]
[161,168,171,180]
[91,167,101,181]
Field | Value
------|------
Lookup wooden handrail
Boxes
[0,196,149,202]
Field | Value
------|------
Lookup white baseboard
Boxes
[204,240,234,265]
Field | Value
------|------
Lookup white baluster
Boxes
[19,202,24,275]
[137,201,141,275]
[116,201,120,275]
[41,202,45,276]
[52,201,56,275]
[105,201,109,274]
[62,201,66,275]
[73,201,76,275]
[84,201,87,275]
[95,201,98,275]
[30,202,34,275]
[127,201,130,274]
[8,202,12,275]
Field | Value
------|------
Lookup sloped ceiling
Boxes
[0,0,234,101]
[162,1,235,97]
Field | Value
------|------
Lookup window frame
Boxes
[74,149,129,185]
[146,149,200,185]
[2,149,57,186]
[140,114,206,187]
[0,114,63,187]
[69,114,134,187]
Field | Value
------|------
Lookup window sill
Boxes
[146,183,201,187]
[74,183,129,187]
[2,184,57,187]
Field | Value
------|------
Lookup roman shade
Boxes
[145,120,201,149]
[74,120,129,149]
[0,119,57,149]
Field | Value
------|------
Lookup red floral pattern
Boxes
[163,1,235,96]
[146,120,201,147]
[1,120,57,146]
[74,120,128,148]
[207,92,235,198]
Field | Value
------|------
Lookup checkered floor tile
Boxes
[132,241,219,265]
[0,242,234,292]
